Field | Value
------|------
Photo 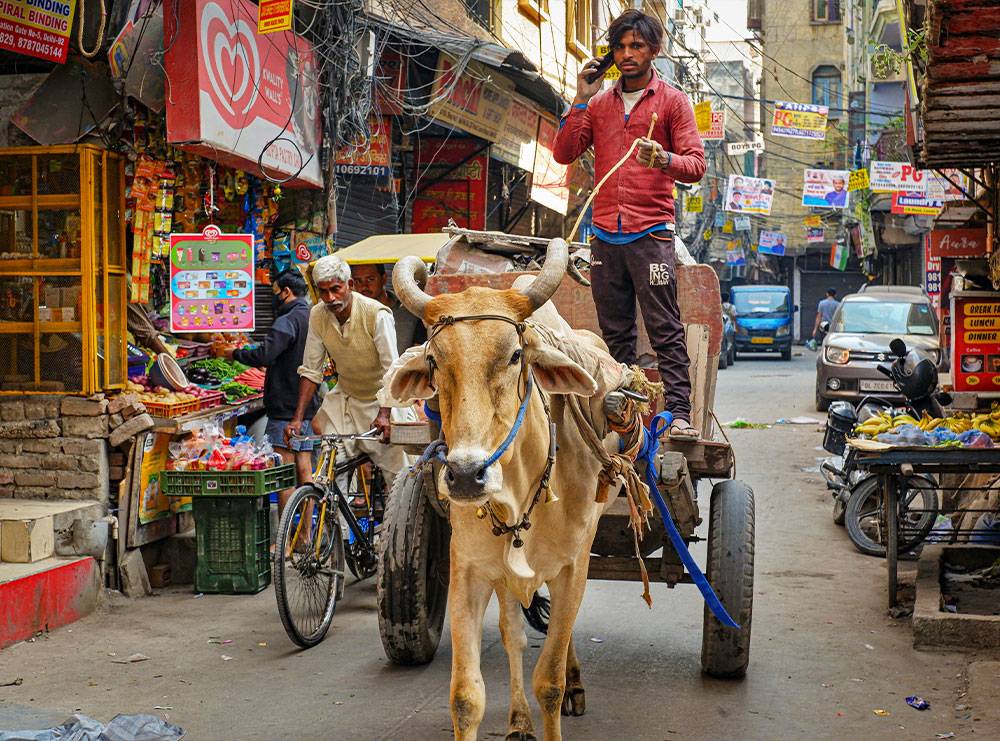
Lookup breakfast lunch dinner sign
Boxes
[164,0,322,187]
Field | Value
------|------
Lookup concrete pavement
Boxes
[0,351,993,739]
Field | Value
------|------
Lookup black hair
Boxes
[827,288,837,297]
[275,270,308,297]
[352,263,385,276]
[608,9,664,52]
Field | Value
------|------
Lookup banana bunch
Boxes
[854,411,898,436]
[971,409,1000,439]
[853,411,985,437]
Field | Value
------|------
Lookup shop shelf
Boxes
[142,397,202,419]
[162,464,296,497]
[192,496,270,594]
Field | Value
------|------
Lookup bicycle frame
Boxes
[311,440,379,555]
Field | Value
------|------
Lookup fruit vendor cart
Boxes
[373,228,755,679]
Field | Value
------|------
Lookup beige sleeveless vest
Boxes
[319,292,389,401]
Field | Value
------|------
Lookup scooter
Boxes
[821,339,947,556]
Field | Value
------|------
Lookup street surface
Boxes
[0,353,992,739]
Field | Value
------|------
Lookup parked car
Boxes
[720,311,736,369]
[815,287,940,411]
[731,285,796,360]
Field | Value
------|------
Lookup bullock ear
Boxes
[528,345,598,396]
[387,348,436,401]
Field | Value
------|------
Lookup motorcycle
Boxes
[821,339,946,556]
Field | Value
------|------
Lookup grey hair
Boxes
[312,255,351,285]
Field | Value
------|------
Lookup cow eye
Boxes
[509,349,522,365]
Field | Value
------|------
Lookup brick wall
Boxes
[0,396,111,506]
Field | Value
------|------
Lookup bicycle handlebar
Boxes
[290,428,380,443]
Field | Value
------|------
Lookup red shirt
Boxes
[553,74,706,234]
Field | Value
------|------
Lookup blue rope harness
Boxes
[638,412,740,629]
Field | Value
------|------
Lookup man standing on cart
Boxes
[285,255,410,487]
[553,9,706,439]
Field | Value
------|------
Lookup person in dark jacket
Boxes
[216,270,319,511]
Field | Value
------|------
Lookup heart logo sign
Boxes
[200,3,261,129]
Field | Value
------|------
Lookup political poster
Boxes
[714,212,726,227]
[869,161,928,194]
[806,227,825,243]
[802,169,850,209]
[686,195,703,213]
[758,230,787,256]
[724,174,775,216]
[927,169,969,202]
[726,248,746,266]
[891,192,943,216]
[771,101,829,140]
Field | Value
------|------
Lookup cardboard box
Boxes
[0,515,55,563]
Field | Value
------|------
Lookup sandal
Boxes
[668,419,700,441]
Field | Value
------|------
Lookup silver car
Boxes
[815,287,940,411]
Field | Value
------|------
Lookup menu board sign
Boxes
[170,225,255,333]
[951,293,1000,391]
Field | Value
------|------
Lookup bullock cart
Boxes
[375,229,754,680]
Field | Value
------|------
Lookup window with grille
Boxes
[812,65,842,109]
[813,0,841,22]
[566,0,592,60]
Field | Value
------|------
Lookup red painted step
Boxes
[0,557,99,650]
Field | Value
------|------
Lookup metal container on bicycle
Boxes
[824,401,858,456]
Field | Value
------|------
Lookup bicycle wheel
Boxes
[344,463,384,581]
[845,476,938,557]
[273,485,344,648]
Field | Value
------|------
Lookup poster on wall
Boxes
[0,0,76,64]
[164,0,322,187]
[411,138,488,232]
[758,230,787,256]
[869,161,927,194]
[169,225,255,333]
[724,174,774,215]
[802,169,850,208]
[702,111,726,141]
[951,294,1000,391]
[771,101,829,140]
[335,116,392,177]
[806,227,825,243]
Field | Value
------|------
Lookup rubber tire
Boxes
[273,485,344,649]
[832,496,847,526]
[780,346,792,361]
[701,480,755,679]
[728,342,737,366]
[719,349,729,370]
[376,467,451,665]
[844,476,938,558]
[815,386,831,412]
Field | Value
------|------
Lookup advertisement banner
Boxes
[686,195,703,213]
[848,168,870,192]
[928,228,988,259]
[803,214,822,227]
[951,294,1000,391]
[164,0,322,187]
[726,247,746,266]
[493,96,539,171]
[928,169,969,201]
[429,54,512,143]
[758,230,787,256]
[771,101,829,140]
[412,137,488,232]
[802,169,850,209]
[726,137,764,155]
[335,116,392,177]
[138,432,172,524]
[702,111,725,141]
[869,160,927,194]
[530,116,570,215]
[806,227,825,243]
[891,191,943,216]
[0,0,76,64]
[170,225,255,333]
[724,174,774,215]
[734,216,751,231]
[257,0,292,33]
[694,101,712,133]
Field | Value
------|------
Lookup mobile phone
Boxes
[585,52,615,84]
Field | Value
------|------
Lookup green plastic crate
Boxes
[162,464,296,497]
[193,496,271,594]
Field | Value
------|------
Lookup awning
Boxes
[920,0,1000,167]
[332,233,450,264]
[368,17,565,116]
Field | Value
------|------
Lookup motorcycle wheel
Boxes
[844,476,938,557]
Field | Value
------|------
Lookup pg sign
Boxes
[869,161,927,194]
[164,0,322,187]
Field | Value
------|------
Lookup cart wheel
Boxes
[376,466,450,665]
[701,480,754,679]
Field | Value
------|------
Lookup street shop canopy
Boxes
[920,0,1000,167]
[333,233,450,265]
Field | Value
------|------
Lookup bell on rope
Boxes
[522,520,532,531]
[512,535,524,548]
[475,506,488,520]
[491,526,503,537]
[544,487,559,504]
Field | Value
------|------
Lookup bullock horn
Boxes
[520,238,569,310]
[392,256,432,318]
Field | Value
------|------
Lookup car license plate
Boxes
[750,337,773,345]
[859,379,896,392]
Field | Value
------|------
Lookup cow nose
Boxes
[445,459,488,496]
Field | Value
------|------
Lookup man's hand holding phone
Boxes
[575,56,610,105]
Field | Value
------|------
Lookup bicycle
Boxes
[273,429,387,648]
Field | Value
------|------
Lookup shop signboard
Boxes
[724,174,774,215]
[169,225,255,333]
[771,101,828,140]
[257,0,292,33]
[530,116,570,215]
[164,0,322,187]
[951,293,1000,391]
[928,228,988,259]
[758,230,787,256]
[335,116,392,177]
[0,0,76,64]
[725,137,764,155]
[493,95,539,171]
[869,160,927,194]
[429,54,512,143]
[411,137,488,232]
[891,192,943,216]
[802,169,850,209]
